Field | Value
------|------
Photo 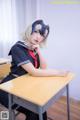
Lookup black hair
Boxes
[31,20,49,38]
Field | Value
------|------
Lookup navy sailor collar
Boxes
[8,41,37,55]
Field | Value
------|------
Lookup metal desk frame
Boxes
[8,84,70,120]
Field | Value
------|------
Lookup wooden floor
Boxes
[47,96,80,120]
[0,96,80,120]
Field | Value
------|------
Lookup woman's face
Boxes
[29,32,44,45]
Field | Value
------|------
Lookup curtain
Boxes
[0,0,19,58]
[0,0,37,58]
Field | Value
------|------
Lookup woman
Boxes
[0,20,68,120]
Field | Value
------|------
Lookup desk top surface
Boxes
[0,58,11,65]
[0,73,74,106]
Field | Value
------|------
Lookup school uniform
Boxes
[0,41,47,120]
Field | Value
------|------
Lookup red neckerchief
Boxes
[28,50,38,68]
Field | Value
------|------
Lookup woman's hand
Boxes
[31,44,40,51]
[31,44,41,55]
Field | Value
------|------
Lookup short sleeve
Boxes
[10,45,31,66]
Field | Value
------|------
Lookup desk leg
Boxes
[9,94,15,120]
[66,85,70,120]
[38,107,43,120]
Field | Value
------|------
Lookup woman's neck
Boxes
[22,40,34,50]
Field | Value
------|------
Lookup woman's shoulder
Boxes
[11,41,29,50]
[8,41,28,55]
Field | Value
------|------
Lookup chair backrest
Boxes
[0,63,11,81]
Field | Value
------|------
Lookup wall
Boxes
[37,0,80,100]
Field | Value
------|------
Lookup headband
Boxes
[31,20,49,38]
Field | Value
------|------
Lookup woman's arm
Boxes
[32,45,47,69]
[21,62,69,77]
[37,48,47,69]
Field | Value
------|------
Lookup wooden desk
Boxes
[0,73,74,120]
[0,58,11,65]
[0,58,11,80]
